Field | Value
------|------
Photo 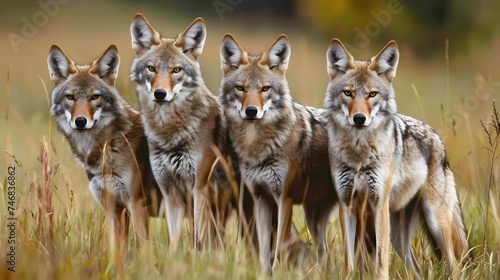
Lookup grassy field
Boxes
[1,1,500,279]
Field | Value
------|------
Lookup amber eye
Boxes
[147,66,155,72]
[66,95,74,100]
[91,95,100,100]
[262,86,270,92]
[369,91,378,97]
[173,67,181,73]
[343,90,352,97]
[235,85,244,91]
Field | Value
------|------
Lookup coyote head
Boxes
[47,45,121,132]
[324,39,399,129]
[130,13,206,104]
[219,34,292,122]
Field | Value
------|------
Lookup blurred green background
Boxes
[1,0,498,111]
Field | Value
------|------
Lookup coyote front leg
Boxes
[272,195,293,270]
[193,151,217,250]
[249,184,274,274]
[374,174,393,280]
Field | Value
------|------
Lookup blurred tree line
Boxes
[296,0,497,55]
[123,0,497,56]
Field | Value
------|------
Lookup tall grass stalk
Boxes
[411,83,426,122]
[445,38,451,108]
[480,100,500,247]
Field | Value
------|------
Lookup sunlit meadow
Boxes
[1,1,499,279]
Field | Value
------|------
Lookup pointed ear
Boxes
[326,38,355,80]
[90,45,120,86]
[260,34,290,74]
[130,13,161,55]
[175,17,206,61]
[220,34,248,73]
[47,45,77,86]
[369,40,399,82]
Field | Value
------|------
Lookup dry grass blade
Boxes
[411,83,426,122]
[479,100,500,250]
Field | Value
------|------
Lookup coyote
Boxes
[219,34,338,273]
[324,38,469,279]
[130,14,240,249]
[48,44,162,244]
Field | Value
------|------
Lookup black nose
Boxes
[75,117,87,129]
[154,89,167,100]
[245,106,258,118]
[353,113,366,126]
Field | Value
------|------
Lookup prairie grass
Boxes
[1,3,500,279]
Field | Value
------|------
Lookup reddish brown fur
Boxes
[241,91,264,111]
[150,72,174,92]
[71,101,94,121]
[349,96,371,119]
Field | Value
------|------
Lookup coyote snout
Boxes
[66,99,101,130]
[239,91,270,120]
[340,89,382,128]
[145,71,183,102]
